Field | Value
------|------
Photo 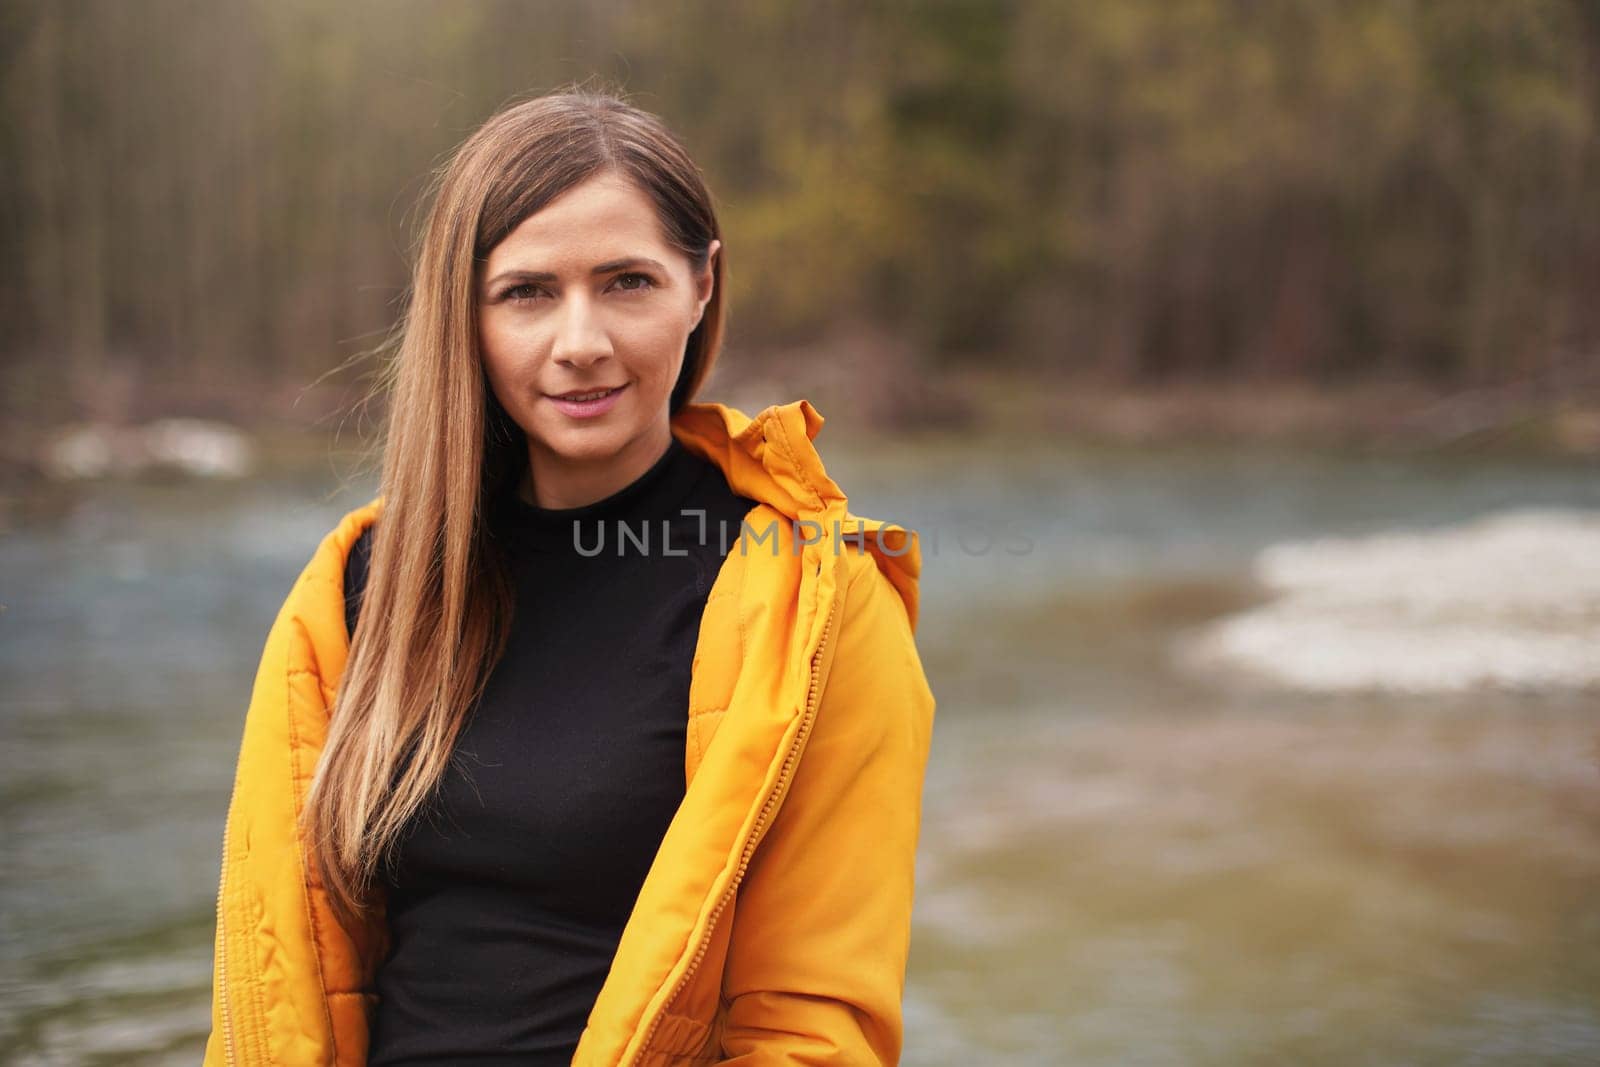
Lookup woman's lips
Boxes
[547,383,626,418]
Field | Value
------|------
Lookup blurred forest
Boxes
[3,0,1599,438]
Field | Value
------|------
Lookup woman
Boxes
[204,86,935,1066]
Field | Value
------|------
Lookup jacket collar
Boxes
[672,398,922,633]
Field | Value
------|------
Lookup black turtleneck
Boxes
[348,435,758,1066]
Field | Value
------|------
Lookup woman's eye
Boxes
[612,272,654,293]
[500,274,652,303]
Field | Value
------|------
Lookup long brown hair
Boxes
[303,83,727,928]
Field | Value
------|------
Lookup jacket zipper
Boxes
[628,573,840,1065]
[215,816,238,1066]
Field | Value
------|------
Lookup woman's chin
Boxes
[530,423,634,465]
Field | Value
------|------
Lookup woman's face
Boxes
[477,171,719,508]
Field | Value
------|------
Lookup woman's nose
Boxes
[551,294,612,368]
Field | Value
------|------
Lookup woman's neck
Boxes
[518,422,675,510]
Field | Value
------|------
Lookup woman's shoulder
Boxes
[279,497,380,643]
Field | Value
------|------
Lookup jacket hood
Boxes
[671,398,923,633]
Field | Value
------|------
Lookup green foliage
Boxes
[3,0,1596,421]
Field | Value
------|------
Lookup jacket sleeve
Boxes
[717,555,937,1064]
[203,556,379,1066]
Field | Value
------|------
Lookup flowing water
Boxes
[2,435,1597,1064]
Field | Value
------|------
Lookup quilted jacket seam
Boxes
[247,927,274,1066]
[764,408,823,513]
[733,534,748,672]
[287,616,338,1066]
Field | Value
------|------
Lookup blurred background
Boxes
[2,1,1598,1063]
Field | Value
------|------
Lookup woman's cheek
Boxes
[484,321,546,389]
[623,316,689,380]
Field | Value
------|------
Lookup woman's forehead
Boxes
[485,174,674,271]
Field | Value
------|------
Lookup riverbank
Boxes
[6,368,1599,495]
[720,365,1600,457]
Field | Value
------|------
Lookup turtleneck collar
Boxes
[493,436,705,554]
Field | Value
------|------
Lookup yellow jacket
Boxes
[204,398,937,1065]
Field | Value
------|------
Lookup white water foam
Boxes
[1176,508,1600,693]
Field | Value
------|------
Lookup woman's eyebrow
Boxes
[484,257,668,289]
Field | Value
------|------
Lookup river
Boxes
[2,434,1597,1064]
